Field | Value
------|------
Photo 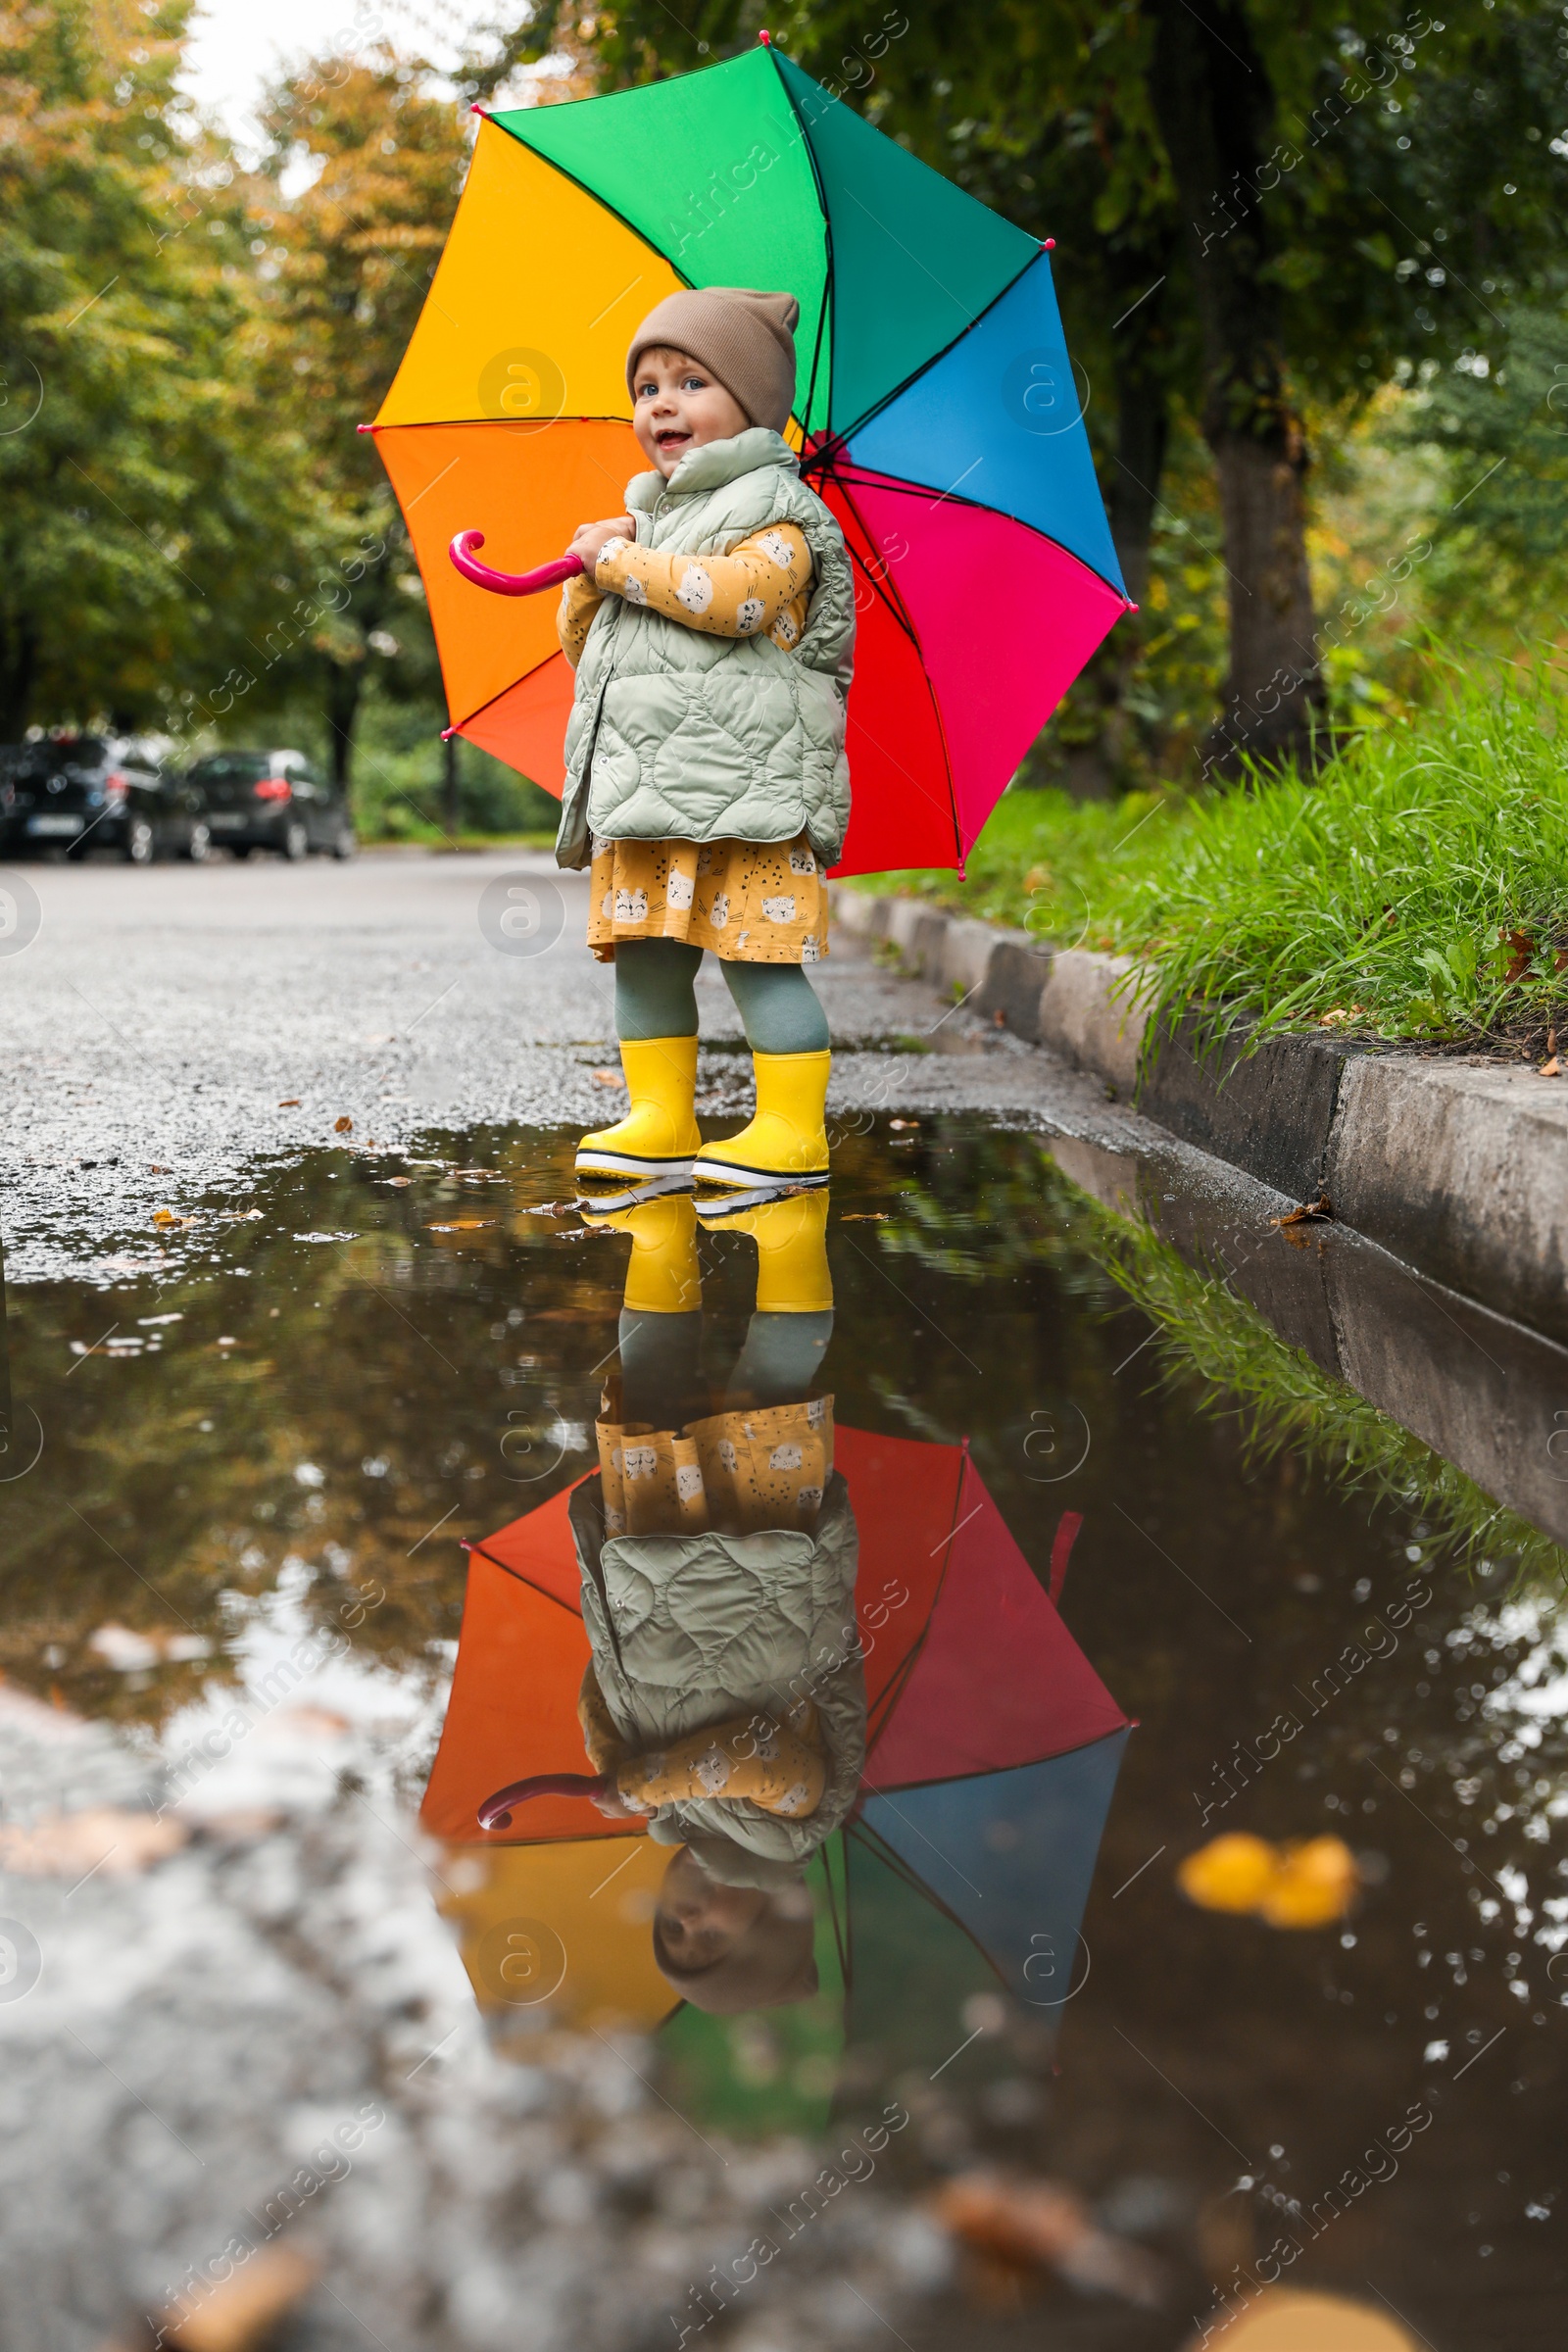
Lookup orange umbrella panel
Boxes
[375,417,640,755]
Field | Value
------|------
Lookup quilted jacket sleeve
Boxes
[593,523,813,652]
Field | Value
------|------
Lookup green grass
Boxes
[864,656,1568,1048]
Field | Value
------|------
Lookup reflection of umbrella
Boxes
[369,39,1129,875]
[421,1429,1128,2065]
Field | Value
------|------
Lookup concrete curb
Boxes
[833,884,1568,1349]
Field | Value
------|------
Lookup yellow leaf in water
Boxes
[1258,1836,1359,1928]
[1176,1833,1278,1914]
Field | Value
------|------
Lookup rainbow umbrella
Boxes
[368,37,1130,875]
[420,1427,1129,2093]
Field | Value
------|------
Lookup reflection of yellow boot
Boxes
[692,1049,830,1192]
[579,1191,701,1314]
[698,1188,832,1312]
[575,1036,700,1183]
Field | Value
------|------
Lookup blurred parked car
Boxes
[185,750,355,859]
[2,738,211,862]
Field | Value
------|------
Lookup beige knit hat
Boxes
[626,287,800,434]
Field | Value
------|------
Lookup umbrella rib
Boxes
[764,39,836,437]
[802,248,1041,471]
[465,1537,584,1614]
[442,651,564,738]
[827,467,961,865]
[828,464,1131,607]
[481,118,705,300]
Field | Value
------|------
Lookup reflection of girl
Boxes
[567,1187,865,2009]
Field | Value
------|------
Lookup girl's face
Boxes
[655,1846,764,1970]
[632,347,751,477]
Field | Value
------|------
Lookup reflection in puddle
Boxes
[1,1121,1564,2347]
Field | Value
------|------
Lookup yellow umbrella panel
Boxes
[370,122,683,786]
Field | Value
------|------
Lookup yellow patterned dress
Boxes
[559,523,830,968]
[579,1392,837,1821]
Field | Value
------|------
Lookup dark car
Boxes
[3,737,211,862]
[186,750,355,859]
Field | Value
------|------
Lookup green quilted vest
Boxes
[555,427,856,872]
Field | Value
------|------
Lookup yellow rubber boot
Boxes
[575,1035,700,1183]
[692,1049,830,1193]
[697,1187,832,1311]
[578,1191,702,1314]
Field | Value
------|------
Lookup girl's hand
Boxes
[568,515,635,578]
[592,1783,647,1820]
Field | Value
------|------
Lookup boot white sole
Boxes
[691,1153,829,1193]
[574,1145,696,1178]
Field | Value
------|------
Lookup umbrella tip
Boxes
[470,102,487,114]
[1127,600,1140,613]
[758,25,771,41]
[440,726,458,742]
[355,422,372,434]
[1043,237,1056,250]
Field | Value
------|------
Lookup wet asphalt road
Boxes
[0,847,1229,1281]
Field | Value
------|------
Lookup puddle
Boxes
[2,1119,1565,2349]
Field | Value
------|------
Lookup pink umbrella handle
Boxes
[449,530,585,597]
[477,1770,610,1831]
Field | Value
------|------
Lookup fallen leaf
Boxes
[277,1099,301,1108]
[0,1806,187,1878]
[1554,949,1568,974]
[379,1176,413,1187]
[590,1068,623,1087]
[889,1118,919,1130]
[162,2243,320,2352]
[840,1212,891,1222]
[152,1208,198,1229]
[1178,1831,1358,1928]
[148,1163,170,1174]
[1177,1832,1278,1913]
[1270,1191,1333,1233]
[1539,1056,1560,1078]
[1501,928,1535,985]
[933,2171,1167,2307]
[427,1219,498,1232]
[333,1115,353,1133]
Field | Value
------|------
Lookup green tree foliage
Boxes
[0,0,323,741]
[508,0,1568,779]
[242,47,472,792]
[1393,305,1568,630]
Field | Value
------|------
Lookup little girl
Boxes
[554,286,855,1193]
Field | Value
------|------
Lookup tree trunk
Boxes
[325,658,363,804]
[443,729,460,841]
[0,611,38,742]
[1104,248,1175,612]
[1148,0,1325,774]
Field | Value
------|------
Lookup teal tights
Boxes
[613,938,829,1055]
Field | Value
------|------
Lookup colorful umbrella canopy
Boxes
[420,1427,1129,2075]
[370,39,1130,875]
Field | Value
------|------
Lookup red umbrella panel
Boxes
[419,1426,1127,1847]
